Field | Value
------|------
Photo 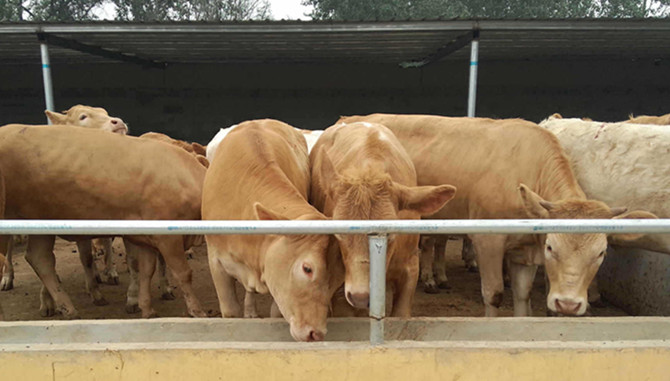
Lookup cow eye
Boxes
[79,114,87,121]
[598,250,606,258]
[302,264,312,275]
[546,245,553,252]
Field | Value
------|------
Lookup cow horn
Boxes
[610,206,628,217]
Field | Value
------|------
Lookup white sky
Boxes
[95,0,313,20]
[270,0,312,20]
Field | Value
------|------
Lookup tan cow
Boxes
[624,113,670,125]
[0,124,207,319]
[0,105,130,291]
[339,113,655,317]
[139,132,209,168]
[202,119,344,341]
[310,122,455,317]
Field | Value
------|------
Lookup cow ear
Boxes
[518,184,551,219]
[45,110,66,124]
[397,183,456,216]
[192,142,207,156]
[195,155,209,168]
[254,202,289,221]
[610,210,658,241]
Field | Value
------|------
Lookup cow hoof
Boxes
[244,312,260,318]
[437,281,451,290]
[125,304,141,314]
[39,307,55,317]
[0,277,14,291]
[93,297,109,306]
[142,310,159,319]
[104,275,120,286]
[189,309,208,318]
[161,290,176,301]
[423,284,440,294]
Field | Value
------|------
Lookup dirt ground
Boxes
[0,237,626,321]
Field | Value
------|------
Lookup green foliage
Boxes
[0,0,25,21]
[303,0,670,20]
[113,0,273,20]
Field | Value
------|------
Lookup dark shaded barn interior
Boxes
[0,19,668,143]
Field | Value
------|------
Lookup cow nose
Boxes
[555,299,582,315]
[346,291,369,309]
[309,330,325,342]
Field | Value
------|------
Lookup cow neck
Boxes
[535,147,587,202]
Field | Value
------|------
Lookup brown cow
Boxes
[139,132,209,168]
[624,113,670,125]
[310,121,455,317]
[202,119,344,341]
[339,114,654,317]
[0,124,207,319]
[1,105,130,291]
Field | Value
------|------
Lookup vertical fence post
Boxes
[38,34,55,122]
[467,29,480,118]
[369,234,387,345]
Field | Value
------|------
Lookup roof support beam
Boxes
[399,29,476,69]
[37,33,166,69]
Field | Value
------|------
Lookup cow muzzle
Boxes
[548,294,587,316]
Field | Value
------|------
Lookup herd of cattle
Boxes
[0,105,668,341]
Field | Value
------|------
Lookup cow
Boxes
[541,115,670,253]
[623,113,670,125]
[0,124,207,319]
[202,119,344,341]
[338,113,655,317]
[139,132,209,168]
[0,105,130,291]
[310,121,455,317]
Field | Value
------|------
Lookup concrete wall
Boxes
[1,56,668,143]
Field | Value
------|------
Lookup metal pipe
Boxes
[467,30,480,117]
[39,40,55,120]
[368,234,387,345]
[0,219,667,236]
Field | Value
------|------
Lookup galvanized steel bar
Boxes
[0,219,669,236]
[368,234,387,345]
[467,30,479,117]
[39,39,55,118]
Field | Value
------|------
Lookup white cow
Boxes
[541,115,670,254]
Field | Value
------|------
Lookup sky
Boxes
[270,0,312,20]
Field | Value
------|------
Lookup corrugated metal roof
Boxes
[0,19,668,66]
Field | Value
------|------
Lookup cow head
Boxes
[320,155,455,309]
[519,184,656,316]
[45,105,128,135]
[254,202,339,342]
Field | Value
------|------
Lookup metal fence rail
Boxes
[1,218,668,345]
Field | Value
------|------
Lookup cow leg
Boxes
[390,254,419,318]
[76,240,108,306]
[419,236,438,294]
[209,255,242,317]
[471,234,506,317]
[25,235,79,318]
[243,291,259,318]
[462,237,478,272]
[1,237,14,290]
[433,236,449,289]
[100,238,119,285]
[137,246,158,318]
[157,255,175,301]
[39,284,56,317]
[508,259,538,317]
[155,236,206,318]
[123,239,140,314]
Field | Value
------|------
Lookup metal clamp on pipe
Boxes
[369,234,388,345]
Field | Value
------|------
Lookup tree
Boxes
[0,0,25,21]
[29,0,104,21]
[303,0,670,20]
[113,0,272,21]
